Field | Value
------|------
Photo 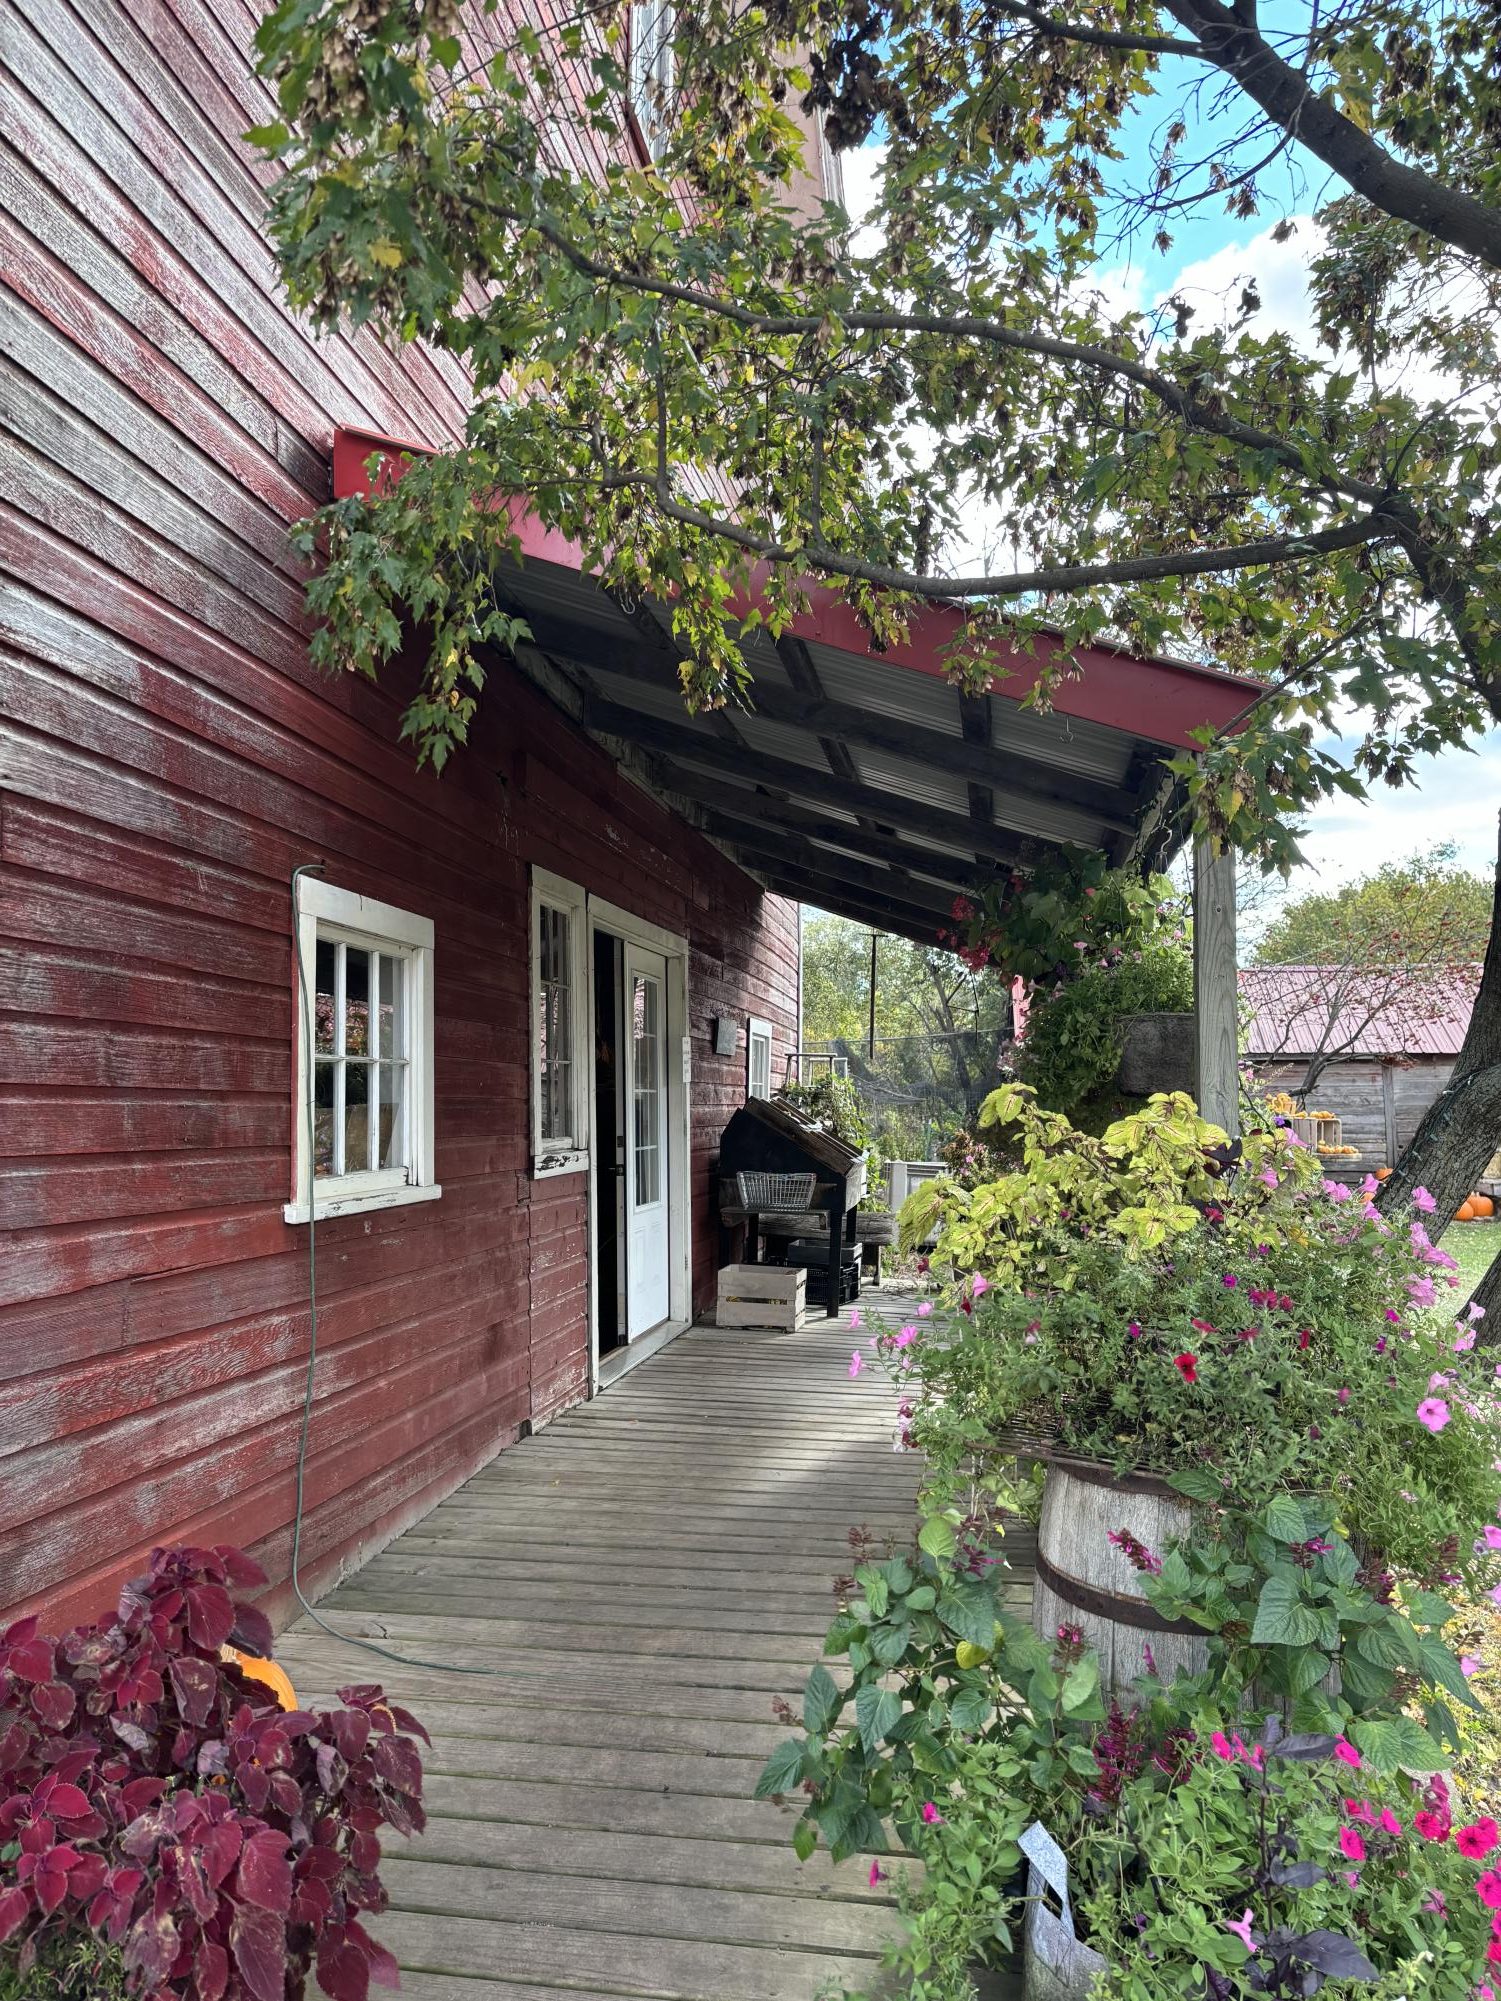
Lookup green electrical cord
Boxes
[287,863,550,1684]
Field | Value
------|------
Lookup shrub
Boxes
[0,1545,426,2001]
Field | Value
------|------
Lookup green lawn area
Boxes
[1447,1216,1501,1294]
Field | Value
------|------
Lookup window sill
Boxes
[533,1150,590,1180]
[283,1182,442,1226]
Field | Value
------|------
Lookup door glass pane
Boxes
[313,1060,336,1177]
[345,948,371,1055]
[314,940,337,1053]
[632,973,661,1206]
[378,1061,406,1170]
[345,1059,370,1174]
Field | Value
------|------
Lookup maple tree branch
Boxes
[987,0,1207,58]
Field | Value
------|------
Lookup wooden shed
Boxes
[1242,965,1481,1169]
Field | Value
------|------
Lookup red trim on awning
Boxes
[330,425,1254,750]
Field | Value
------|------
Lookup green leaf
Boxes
[1166,1468,1225,1504]
[1286,1647,1333,1696]
[1418,1637,1479,1707]
[1351,1715,1449,1774]
[855,1683,903,1753]
[803,1664,843,1738]
[1406,1591,1457,1630]
[1263,1493,1309,1543]
[1250,1576,1325,1647]
[856,1566,891,1619]
[905,1586,937,1612]
[1061,1653,1101,1715]
[870,1619,913,1667]
[918,1515,958,1560]
[792,1817,818,1863]
[938,1584,998,1650]
[755,1737,807,1798]
[949,1685,994,1733]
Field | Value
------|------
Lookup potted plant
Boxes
[760,1511,1492,2001]
[894,1085,1498,1686]
[0,1545,427,2001]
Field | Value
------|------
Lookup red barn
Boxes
[0,1,1250,1636]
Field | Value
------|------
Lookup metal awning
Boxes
[334,427,1257,945]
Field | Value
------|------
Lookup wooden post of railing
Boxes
[1193,833,1239,1138]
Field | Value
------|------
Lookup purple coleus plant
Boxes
[0,1544,428,2000]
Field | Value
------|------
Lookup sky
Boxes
[837,66,1500,911]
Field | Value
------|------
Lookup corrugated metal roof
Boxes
[1241,964,1478,1059]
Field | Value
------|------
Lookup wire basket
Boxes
[736,1170,817,1212]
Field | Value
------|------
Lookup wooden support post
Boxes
[1193,834,1239,1138]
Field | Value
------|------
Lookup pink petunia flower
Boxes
[1379,1808,1402,1836]
[916,1301,933,1318]
[1415,1810,1448,1842]
[1458,1820,1500,1860]
[849,1308,863,1331]
[1210,1731,1234,1761]
[970,1276,990,1300]
[920,1801,943,1825]
[849,1350,863,1378]
[1477,1871,1501,1911]
[1338,1826,1367,1863]
[1413,1186,1437,1212]
[1463,1656,1484,1679]
[1408,1274,1438,1308]
[1417,1397,1451,1433]
[868,1860,887,1886]
[1333,1738,1361,1768]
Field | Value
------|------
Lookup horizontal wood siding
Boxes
[0,0,799,1636]
[1256,1059,1452,1170]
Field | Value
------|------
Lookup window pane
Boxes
[379,1061,407,1171]
[538,904,573,1145]
[345,1060,369,1173]
[632,973,661,1206]
[313,1059,336,1177]
[378,953,404,1060]
[314,940,337,1054]
[345,947,371,1055]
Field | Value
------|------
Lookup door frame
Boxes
[585,895,692,1392]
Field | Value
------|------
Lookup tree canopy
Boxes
[254,0,1500,871]
[1254,844,1493,967]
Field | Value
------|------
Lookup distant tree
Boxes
[1255,846,1492,968]
[800,915,1013,1129]
[1246,846,1488,1102]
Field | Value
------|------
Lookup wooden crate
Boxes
[716,1263,806,1330]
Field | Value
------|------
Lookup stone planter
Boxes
[1114,1012,1194,1097]
[1030,1458,1208,1695]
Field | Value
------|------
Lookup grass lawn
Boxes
[1447,1216,1501,1294]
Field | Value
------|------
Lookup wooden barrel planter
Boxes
[1030,1458,1207,1694]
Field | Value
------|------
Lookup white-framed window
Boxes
[532,868,590,1176]
[628,2,675,162]
[285,880,439,1224]
[747,1017,773,1100]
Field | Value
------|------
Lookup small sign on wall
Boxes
[712,1017,739,1057]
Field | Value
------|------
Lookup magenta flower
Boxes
[1463,1655,1483,1679]
[1413,1186,1437,1213]
[849,1350,863,1378]
[916,1302,933,1318]
[1222,1273,1237,1289]
[868,1860,887,1886]
[1417,1397,1451,1433]
[1459,1820,1500,1860]
[1478,1871,1501,1911]
[1225,1909,1258,1954]
[970,1275,990,1299]
[1415,1809,1449,1842]
[1127,1321,1142,1340]
[1379,1808,1402,1836]
[1338,1826,1367,1863]
[1333,1738,1362,1768]
[849,1308,863,1331]
[1481,1527,1501,1552]
[1337,1386,1351,1405]
[920,1801,944,1825]
[1210,1731,1234,1761]
[1408,1274,1437,1307]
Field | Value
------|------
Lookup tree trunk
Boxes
[1378,810,1501,1322]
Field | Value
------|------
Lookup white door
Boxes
[624,943,671,1335]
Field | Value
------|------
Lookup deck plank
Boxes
[278,1293,999,1999]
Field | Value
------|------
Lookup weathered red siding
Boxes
[0,0,799,1634]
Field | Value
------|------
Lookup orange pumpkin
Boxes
[1474,1193,1496,1219]
[220,1646,297,1712]
[1375,1166,1393,1180]
[1456,1200,1476,1223]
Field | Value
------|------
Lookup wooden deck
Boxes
[277,1295,1024,2001]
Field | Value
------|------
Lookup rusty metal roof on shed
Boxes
[1241,964,1479,1059]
